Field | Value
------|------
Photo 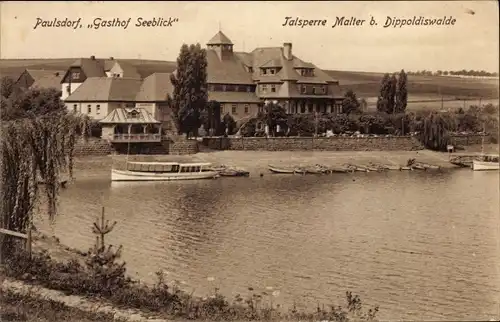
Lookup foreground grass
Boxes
[0,288,120,322]
[2,249,379,321]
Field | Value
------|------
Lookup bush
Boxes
[3,248,379,321]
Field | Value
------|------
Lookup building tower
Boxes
[206,31,234,60]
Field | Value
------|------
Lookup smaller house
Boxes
[99,107,162,143]
[15,69,64,90]
[64,77,142,119]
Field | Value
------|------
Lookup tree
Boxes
[418,112,451,151]
[1,87,89,261]
[342,89,361,115]
[204,100,221,135]
[262,102,287,136]
[1,76,16,99]
[1,87,66,120]
[221,113,236,136]
[168,43,208,138]
[395,69,408,113]
[376,73,391,113]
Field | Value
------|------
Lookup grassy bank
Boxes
[0,288,120,322]
[3,231,379,322]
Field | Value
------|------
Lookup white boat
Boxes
[472,155,500,171]
[111,161,219,181]
[471,122,499,171]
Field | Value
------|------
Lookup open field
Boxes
[0,58,176,79]
[326,70,499,99]
[362,95,499,111]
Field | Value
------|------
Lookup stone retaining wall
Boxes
[73,138,112,156]
[449,134,488,146]
[202,136,425,151]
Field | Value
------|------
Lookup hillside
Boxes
[1,59,498,101]
[326,70,499,99]
[0,58,177,80]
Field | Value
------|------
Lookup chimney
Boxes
[90,55,95,60]
[283,43,292,60]
[54,72,59,76]
[109,57,114,60]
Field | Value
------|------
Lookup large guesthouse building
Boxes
[56,30,342,139]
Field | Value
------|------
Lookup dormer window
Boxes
[72,72,80,80]
[270,69,275,75]
[127,110,140,119]
[261,69,267,75]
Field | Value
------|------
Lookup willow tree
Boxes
[418,112,451,151]
[0,87,89,260]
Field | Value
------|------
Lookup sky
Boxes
[0,1,498,73]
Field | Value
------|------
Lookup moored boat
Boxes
[268,164,297,174]
[472,155,499,171]
[219,169,250,177]
[111,161,219,181]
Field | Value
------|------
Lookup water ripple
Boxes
[35,169,500,321]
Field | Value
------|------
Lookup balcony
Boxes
[108,133,162,143]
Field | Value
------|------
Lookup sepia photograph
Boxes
[0,1,499,321]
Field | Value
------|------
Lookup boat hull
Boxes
[472,160,500,171]
[111,169,219,181]
[268,165,296,174]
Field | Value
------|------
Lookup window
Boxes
[220,104,225,114]
[261,84,267,93]
[127,110,140,119]
[271,85,276,93]
[308,103,314,113]
[247,86,253,92]
[213,84,223,91]
[87,104,91,113]
[72,72,80,80]
[312,87,316,95]
[248,67,253,73]
[244,105,249,113]
[73,104,77,112]
[222,85,227,91]
[261,69,267,75]
[270,69,275,75]
[96,104,101,114]
[321,86,326,94]
[208,84,215,91]
[301,85,307,94]
[231,104,237,114]
[300,103,306,114]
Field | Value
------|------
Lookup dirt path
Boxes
[0,277,172,322]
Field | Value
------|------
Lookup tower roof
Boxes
[207,31,233,45]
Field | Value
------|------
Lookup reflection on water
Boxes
[35,170,500,321]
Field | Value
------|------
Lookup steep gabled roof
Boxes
[99,107,160,124]
[206,50,254,84]
[135,72,174,101]
[207,31,233,45]
[113,60,141,79]
[30,73,64,90]
[260,59,282,68]
[23,69,64,80]
[70,58,107,77]
[250,47,337,84]
[65,77,142,101]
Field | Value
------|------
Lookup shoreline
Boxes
[73,146,498,174]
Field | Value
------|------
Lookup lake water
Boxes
[35,168,500,321]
